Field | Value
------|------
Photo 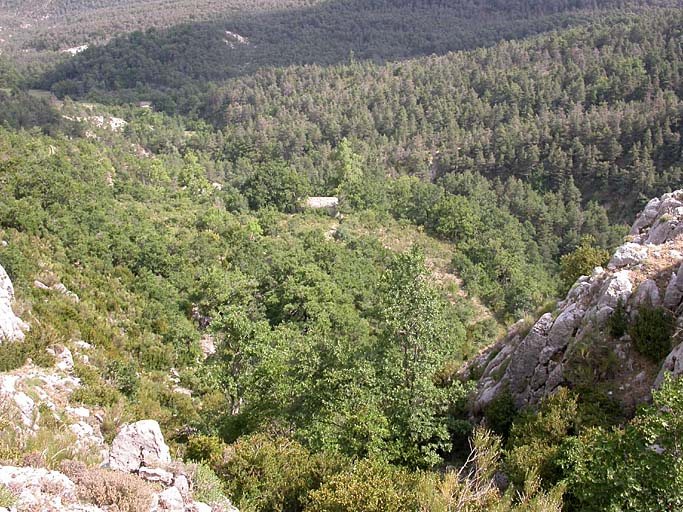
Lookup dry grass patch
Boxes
[61,460,155,512]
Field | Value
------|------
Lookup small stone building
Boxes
[304,197,339,216]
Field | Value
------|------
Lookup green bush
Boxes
[104,360,140,397]
[629,305,675,363]
[186,435,226,465]
[562,376,683,512]
[191,462,229,504]
[0,484,17,508]
[219,434,342,512]
[574,385,625,428]
[0,327,56,372]
[484,389,517,437]
[559,237,610,291]
[304,458,427,512]
[505,388,579,488]
[607,299,628,338]
[71,381,122,408]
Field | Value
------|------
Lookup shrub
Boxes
[561,376,683,512]
[72,362,124,407]
[186,435,226,465]
[99,400,132,445]
[219,434,343,512]
[607,299,628,338]
[0,327,56,372]
[0,395,26,464]
[559,237,610,291]
[484,389,517,437]
[629,305,675,363]
[0,484,17,508]
[574,385,625,428]
[71,382,122,408]
[304,458,427,512]
[191,462,229,504]
[505,389,579,488]
[104,360,140,397]
[61,461,154,512]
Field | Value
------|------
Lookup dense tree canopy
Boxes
[1,1,683,509]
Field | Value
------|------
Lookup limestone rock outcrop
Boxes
[0,264,28,342]
[109,420,171,472]
[468,190,683,415]
[0,465,102,512]
[0,416,238,512]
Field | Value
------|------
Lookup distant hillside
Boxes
[30,0,682,89]
[0,0,317,62]
[35,10,683,225]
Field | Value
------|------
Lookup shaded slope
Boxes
[37,0,683,104]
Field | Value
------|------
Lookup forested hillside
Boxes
[1,0,683,510]
[39,10,683,223]
[6,0,681,57]
[28,0,681,85]
[199,12,683,221]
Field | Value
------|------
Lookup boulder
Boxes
[609,242,648,268]
[138,467,174,486]
[47,345,74,372]
[655,341,683,387]
[173,474,190,497]
[157,486,184,512]
[0,264,28,342]
[630,197,661,235]
[632,279,661,308]
[663,264,683,309]
[51,283,80,303]
[108,420,171,472]
[597,270,633,310]
[188,503,213,512]
[12,391,35,428]
[199,334,216,359]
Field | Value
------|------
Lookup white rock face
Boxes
[35,280,80,303]
[609,242,648,268]
[631,191,683,244]
[109,420,171,472]
[173,473,190,497]
[663,264,683,309]
[188,502,214,512]
[200,334,216,359]
[0,264,28,342]
[47,344,75,372]
[0,466,82,511]
[304,196,339,216]
[61,44,89,55]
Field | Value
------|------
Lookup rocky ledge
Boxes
[468,190,683,416]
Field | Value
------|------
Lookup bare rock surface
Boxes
[109,420,171,472]
[656,341,683,387]
[0,264,28,342]
[0,465,96,512]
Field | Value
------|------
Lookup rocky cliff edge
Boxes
[468,190,683,416]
